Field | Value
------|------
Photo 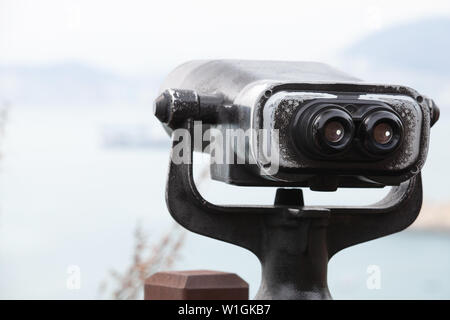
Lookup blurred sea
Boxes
[0,106,449,299]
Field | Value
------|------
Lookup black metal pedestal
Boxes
[165,120,423,300]
[255,192,331,299]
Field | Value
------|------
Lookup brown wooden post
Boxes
[144,270,249,300]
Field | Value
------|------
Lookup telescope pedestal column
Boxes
[255,189,331,300]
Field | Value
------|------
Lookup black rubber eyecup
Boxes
[292,105,355,157]
[312,108,355,154]
[360,110,404,156]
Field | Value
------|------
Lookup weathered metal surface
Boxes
[144,270,249,300]
[155,60,437,189]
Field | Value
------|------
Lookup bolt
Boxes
[153,92,171,123]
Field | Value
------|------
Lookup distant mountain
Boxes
[344,17,450,75]
[342,17,450,111]
[0,62,162,107]
[3,18,449,108]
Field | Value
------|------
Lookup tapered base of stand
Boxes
[254,189,332,300]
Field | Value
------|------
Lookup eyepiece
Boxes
[324,121,345,143]
[360,110,403,155]
[293,105,354,157]
[313,108,354,154]
[373,122,393,145]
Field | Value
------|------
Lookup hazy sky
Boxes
[1,0,450,74]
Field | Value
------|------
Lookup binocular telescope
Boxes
[155,60,439,191]
[154,60,439,299]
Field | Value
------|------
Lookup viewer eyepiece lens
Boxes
[373,122,393,145]
[360,110,403,156]
[324,121,345,143]
[292,106,355,156]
